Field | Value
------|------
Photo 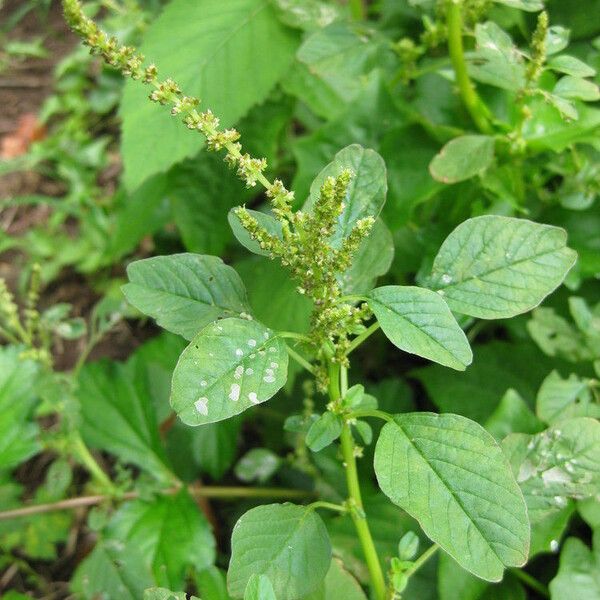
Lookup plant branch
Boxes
[349,0,366,20]
[403,544,439,578]
[446,0,492,134]
[347,322,380,354]
[309,500,348,514]
[0,485,315,521]
[509,568,550,599]
[286,345,315,374]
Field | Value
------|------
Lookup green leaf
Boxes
[301,558,367,600]
[429,216,577,319]
[0,347,40,470]
[341,218,394,294]
[71,539,153,600]
[272,0,338,31]
[171,318,288,426]
[469,22,525,91]
[367,286,472,371]
[235,448,281,483]
[227,503,331,599]
[545,26,570,55]
[123,254,251,341]
[107,490,214,589]
[398,531,420,561]
[374,413,530,581]
[244,574,276,600]
[503,417,600,523]
[536,371,600,424]
[547,55,596,78]
[195,566,233,600]
[492,0,544,11]
[549,532,600,600]
[306,413,343,452]
[77,360,173,482]
[553,76,600,102]
[305,144,387,243]
[120,0,299,190]
[429,136,495,184]
[144,589,200,600]
[228,209,283,257]
[485,389,544,441]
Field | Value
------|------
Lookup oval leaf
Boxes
[123,254,251,340]
[228,208,283,257]
[429,135,495,184]
[227,503,331,599]
[429,216,577,319]
[171,318,288,426]
[374,413,530,581]
[367,286,472,370]
[305,144,387,243]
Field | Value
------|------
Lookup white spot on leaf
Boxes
[248,392,258,404]
[194,397,208,415]
[229,383,241,402]
[248,339,257,347]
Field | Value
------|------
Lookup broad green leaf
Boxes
[398,531,420,560]
[529,503,575,558]
[195,567,233,600]
[469,22,525,91]
[123,254,251,341]
[306,413,343,452]
[71,539,153,600]
[536,371,600,424]
[244,575,276,600]
[0,347,40,470]
[503,418,600,522]
[548,55,596,78]
[227,503,331,599]
[341,218,394,294]
[235,448,281,483]
[485,389,544,441]
[492,0,543,10]
[120,0,299,190]
[77,360,173,482]
[549,532,600,600]
[272,0,338,31]
[374,413,530,581]
[228,209,283,257]
[554,76,600,102]
[107,490,215,589]
[367,286,472,371]
[301,558,367,600]
[306,144,387,243]
[579,497,600,529]
[144,588,199,600]
[171,318,288,426]
[429,136,495,184]
[429,216,577,319]
[545,94,579,121]
[545,26,569,55]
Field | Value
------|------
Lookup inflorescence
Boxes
[62,0,374,388]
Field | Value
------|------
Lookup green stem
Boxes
[347,322,381,354]
[349,0,365,20]
[71,433,115,492]
[286,345,315,374]
[403,544,439,578]
[447,0,492,134]
[309,500,348,514]
[349,409,394,423]
[509,568,550,599]
[331,364,387,600]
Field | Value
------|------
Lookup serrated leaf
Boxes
[549,532,600,600]
[120,0,299,190]
[367,286,472,370]
[306,412,343,452]
[305,144,387,243]
[244,574,276,600]
[503,418,600,522]
[227,503,331,599]
[547,55,596,78]
[536,371,600,424]
[429,216,577,319]
[554,76,600,102]
[374,413,530,581]
[123,254,251,340]
[429,136,495,184]
[171,318,288,426]
[107,490,215,589]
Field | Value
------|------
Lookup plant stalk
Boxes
[349,0,365,20]
[330,363,387,600]
[446,0,492,134]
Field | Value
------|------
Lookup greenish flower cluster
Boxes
[526,11,548,85]
[234,171,374,387]
[62,0,276,191]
